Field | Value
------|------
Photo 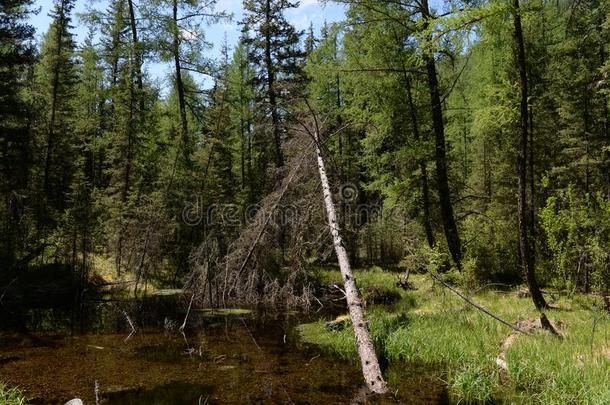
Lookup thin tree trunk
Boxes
[247,115,253,193]
[127,0,145,116]
[528,105,536,272]
[44,2,67,194]
[512,0,548,310]
[600,46,610,199]
[405,75,435,248]
[240,115,246,189]
[421,0,461,268]
[313,127,388,394]
[264,0,283,168]
[173,0,190,165]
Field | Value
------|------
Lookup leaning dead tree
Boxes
[187,132,327,307]
[307,111,388,394]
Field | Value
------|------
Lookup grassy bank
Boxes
[299,268,610,403]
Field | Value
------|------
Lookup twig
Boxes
[239,317,261,352]
[312,296,324,312]
[234,141,314,280]
[427,271,530,335]
[179,293,195,332]
[0,277,18,305]
[122,311,136,341]
[331,284,347,298]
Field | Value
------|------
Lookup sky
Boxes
[30,0,347,88]
[30,0,447,91]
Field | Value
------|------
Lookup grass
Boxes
[0,383,26,405]
[299,268,610,403]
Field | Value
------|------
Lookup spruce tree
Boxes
[39,0,77,203]
[0,0,36,269]
[242,0,305,170]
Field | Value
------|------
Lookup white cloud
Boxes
[287,0,324,30]
[180,28,199,41]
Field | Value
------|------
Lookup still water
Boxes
[0,296,447,404]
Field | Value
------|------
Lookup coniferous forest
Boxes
[1,0,610,403]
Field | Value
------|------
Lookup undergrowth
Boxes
[299,268,610,403]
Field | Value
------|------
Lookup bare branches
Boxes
[122,311,136,341]
[427,270,531,335]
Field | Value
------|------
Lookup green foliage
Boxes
[540,185,610,291]
[450,364,497,403]
[0,383,26,405]
[304,269,610,403]
[0,0,36,268]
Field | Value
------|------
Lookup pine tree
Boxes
[0,0,36,269]
[242,0,305,170]
[228,29,256,197]
[144,0,227,167]
[60,33,105,280]
[40,0,77,204]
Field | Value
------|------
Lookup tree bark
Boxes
[421,0,461,268]
[43,1,68,194]
[173,0,190,166]
[512,0,548,310]
[127,0,145,116]
[405,74,435,248]
[528,105,536,272]
[264,0,283,168]
[313,127,388,394]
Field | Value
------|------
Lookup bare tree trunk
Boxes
[512,0,548,310]
[313,127,388,394]
[421,0,461,269]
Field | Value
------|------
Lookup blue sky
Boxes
[30,0,347,86]
[30,0,446,90]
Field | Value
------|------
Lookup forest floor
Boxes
[299,268,610,404]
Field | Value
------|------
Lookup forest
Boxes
[1,0,610,403]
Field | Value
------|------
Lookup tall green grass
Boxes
[0,383,26,405]
[300,267,610,403]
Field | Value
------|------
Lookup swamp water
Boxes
[0,295,448,404]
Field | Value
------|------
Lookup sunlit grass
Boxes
[0,383,26,405]
[301,267,610,403]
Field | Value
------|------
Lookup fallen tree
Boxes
[186,131,326,308]
[308,111,388,394]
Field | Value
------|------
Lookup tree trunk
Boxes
[173,0,190,166]
[512,0,548,310]
[43,2,67,195]
[421,0,461,268]
[264,0,283,168]
[528,105,536,271]
[247,115,253,194]
[405,74,435,248]
[127,0,145,116]
[240,115,246,189]
[313,127,388,394]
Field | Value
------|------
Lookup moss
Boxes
[324,314,351,331]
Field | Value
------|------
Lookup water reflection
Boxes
[0,296,447,404]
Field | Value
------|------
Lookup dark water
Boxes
[0,297,447,404]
